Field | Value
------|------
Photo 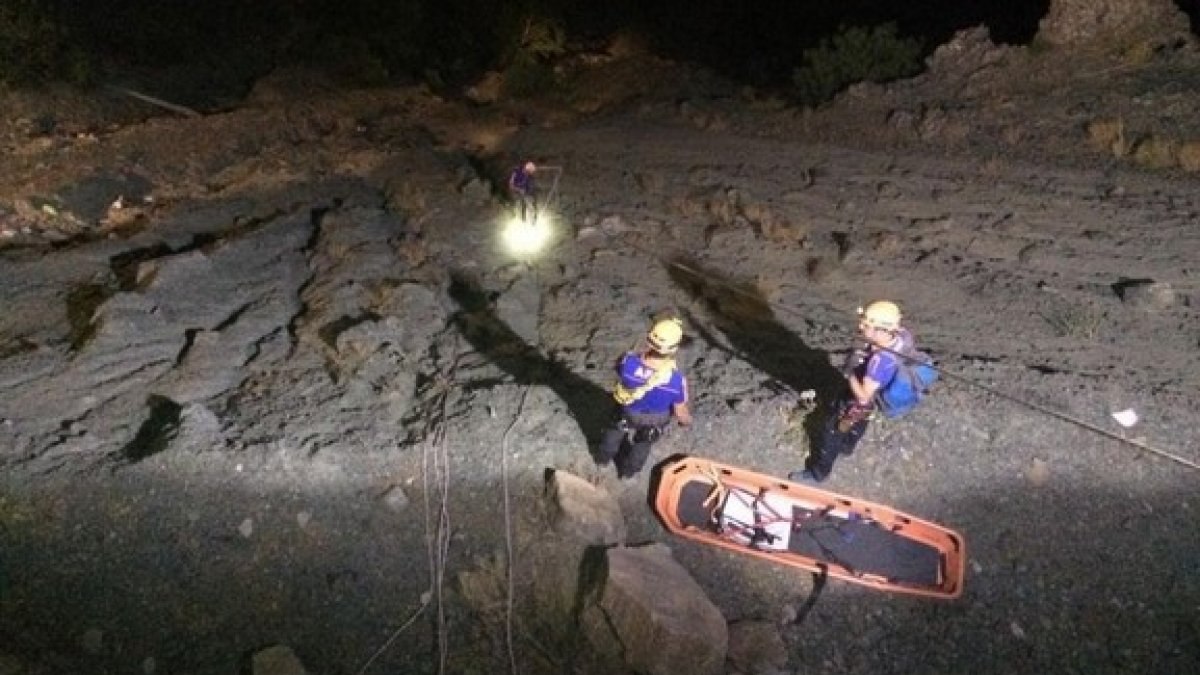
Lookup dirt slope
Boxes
[1,32,1198,675]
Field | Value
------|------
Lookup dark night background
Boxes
[8,1,1200,99]
[56,0,1053,79]
[0,2,1076,87]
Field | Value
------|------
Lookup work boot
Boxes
[787,469,823,484]
[616,437,654,479]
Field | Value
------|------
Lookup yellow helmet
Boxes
[859,300,902,331]
[647,317,684,354]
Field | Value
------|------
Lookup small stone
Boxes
[778,604,798,625]
[81,628,104,654]
[251,645,308,675]
[382,485,409,512]
[1115,280,1177,310]
[296,511,312,529]
[1027,458,1050,487]
[142,656,157,675]
[239,518,254,538]
[599,215,630,234]
[1010,620,1026,640]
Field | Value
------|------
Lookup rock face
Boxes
[582,544,727,675]
[0,215,312,470]
[251,645,308,675]
[1037,0,1192,50]
[727,620,789,674]
[544,469,626,545]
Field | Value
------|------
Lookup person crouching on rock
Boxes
[599,316,693,479]
[507,160,538,222]
[791,300,911,483]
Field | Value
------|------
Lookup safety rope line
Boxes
[699,461,728,510]
[617,235,1199,472]
[930,365,1199,470]
[499,385,531,675]
[534,165,564,224]
[354,600,430,675]
[432,369,454,675]
[358,350,461,675]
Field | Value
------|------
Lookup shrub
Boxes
[513,15,566,62]
[0,0,91,84]
[502,60,558,98]
[1040,303,1104,340]
[500,15,567,99]
[791,23,922,106]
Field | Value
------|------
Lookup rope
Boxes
[354,598,430,675]
[533,165,564,224]
[928,366,1200,471]
[499,386,532,675]
[434,384,452,675]
[611,234,1199,472]
[358,351,460,674]
[698,460,728,510]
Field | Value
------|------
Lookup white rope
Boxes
[357,354,458,675]
[499,386,532,675]
[105,85,201,117]
[434,382,453,675]
[353,598,430,675]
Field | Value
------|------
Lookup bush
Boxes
[512,15,566,62]
[502,60,559,98]
[500,15,567,99]
[0,0,91,84]
[791,23,922,106]
[1040,303,1104,340]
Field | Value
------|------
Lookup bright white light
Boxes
[501,211,553,257]
[1111,409,1138,428]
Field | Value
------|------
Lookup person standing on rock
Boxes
[599,316,693,479]
[791,300,915,483]
[507,160,538,222]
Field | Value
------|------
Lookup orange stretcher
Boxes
[652,456,966,600]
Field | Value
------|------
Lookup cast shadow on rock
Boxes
[665,257,846,455]
[448,270,613,462]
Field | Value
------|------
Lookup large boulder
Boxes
[0,215,313,469]
[544,469,626,545]
[581,543,727,675]
[1037,0,1192,52]
[251,645,308,675]
[727,620,789,674]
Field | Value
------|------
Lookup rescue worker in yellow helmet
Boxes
[790,300,914,483]
[599,315,693,479]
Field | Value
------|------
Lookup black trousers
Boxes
[599,409,671,478]
[807,397,871,481]
[515,193,536,222]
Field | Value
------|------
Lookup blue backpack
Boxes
[877,348,938,419]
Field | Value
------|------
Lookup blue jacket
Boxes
[615,352,688,415]
[509,166,535,196]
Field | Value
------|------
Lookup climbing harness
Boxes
[612,357,677,405]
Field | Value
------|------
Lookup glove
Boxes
[836,403,870,433]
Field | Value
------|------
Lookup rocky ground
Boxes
[1,25,1198,675]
